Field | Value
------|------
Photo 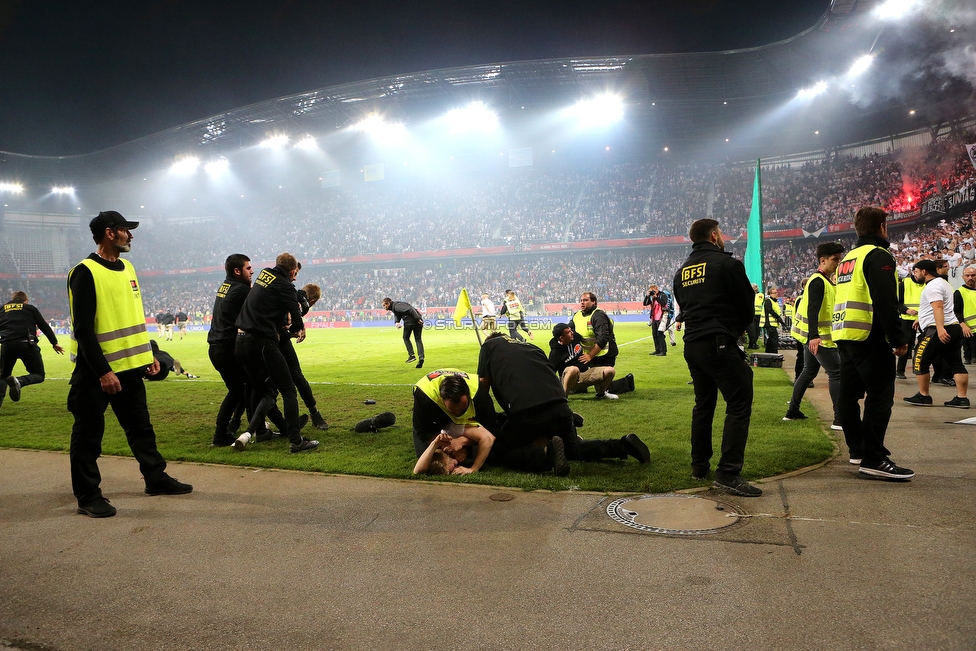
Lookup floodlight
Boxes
[205,157,229,176]
[847,54,874,77]
[260,134,290,148]
[796,81,829,99]
[171,156,200,174]
[51,186,75,195]
[0,182,24,193]
[568,94,624,126]
[295,135,317,151]
[873,0,922,20]
[353,113,406,141]
[444,101,498,134]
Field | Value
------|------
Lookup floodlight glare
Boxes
[444,102,498,133]
[171,156,200,175]
[295,135,317,151]
[260,134,290,148]
[353,113,406,142]
[847,54,874,77]
[873,0,922,20]
[569,94,625,126]
[51,186,75,195]
[205,157,229,176]
[796,81,829,99]
[0,182,24,193]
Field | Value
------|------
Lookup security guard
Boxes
[761,287,784,353]
[500,289,533,342]
[954,265,976,364]
[207,253,253,446]
[67,211,192,518]
[233,252,318,454]
[832,206,912,481]
[673,218,760,497]
[748,285,764,349]
[571,292,618,368]
[0,291,64,407]
[896,263,925,379]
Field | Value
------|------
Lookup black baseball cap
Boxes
[552,323,572,338]
[89,210,139,236]
[914,259,939,275]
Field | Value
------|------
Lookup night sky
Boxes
[0,0,830,156]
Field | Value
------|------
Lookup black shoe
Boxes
[311,411,330,430]
[936,378,956,387]
[783,409,807,421]
[290,437,320,453]
[713,475,763,497]
[548,436,570,477]
[211,434,237,447]
[621,433,650,464]
[254,428,282,442]
[227,417,242,436]
[692,469,709,481]
[903,392,933,406]
[298,414,309,431]
[895,373,907,380]
[944,396,970,409]
[354,411,397,433]
[145,475,193,495]
[405,356,417,363]
[808,381,815,388]
[571,412,584,428]
[416,359,424,369]
[858,458,914,481]
[77,497,116,518]
[6,376,21,402]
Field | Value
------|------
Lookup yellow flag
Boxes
[453,288,472,326]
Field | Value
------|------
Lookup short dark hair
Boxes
[815,242,845,261]
[439,375,471,403]
[582,291,597,304]
[853,206,887,237]
[689,219,719,244]
[224,253,250,277]
[10,291,27,303]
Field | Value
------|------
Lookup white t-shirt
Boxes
[918,277,957,330]
[481,298,496,316]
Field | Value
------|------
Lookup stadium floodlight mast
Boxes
[353,113,407,142]
[170,155,200,175]
[847,54,874,77]
[0,182,24,193]
[873,0,923,20]
[295,134,317,151]
[567,93,625,126]
[260,133,290,148]
[443,101,499,134]
[204,156,229,177]
[796,81,829,100]
[51,186,75,195]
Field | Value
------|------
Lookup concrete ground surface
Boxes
[2,363,975,651]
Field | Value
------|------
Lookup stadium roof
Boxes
[1,0,972,187]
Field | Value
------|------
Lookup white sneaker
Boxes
[232,432,252,451]
[596,391,619,400]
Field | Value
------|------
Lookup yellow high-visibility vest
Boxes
[68,258,153,373]
[791,294,806,342]
[900,278,924,322]
[833,244,896,342]
[795,273,837,347]
[754,293,764,316]
[415,369,480,425]
[958,285,976,328]
[572,310,610,358]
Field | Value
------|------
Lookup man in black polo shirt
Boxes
[478,332,648,475]
[0,291,64,408]
[233,252,318,454]
[382,297,425,368]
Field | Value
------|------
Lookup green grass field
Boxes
[0,323,836,493]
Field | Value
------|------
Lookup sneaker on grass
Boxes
[782,409,807,421]
[595,391,618,400]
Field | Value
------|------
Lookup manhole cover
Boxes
[607,494,744,535]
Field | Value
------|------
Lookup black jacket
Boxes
[208,275,251,345]
[673,241,755,343]
[388,301,422,325]
[0,301,58,345]
[855,234,906,349]
[547,331,587,375]
[235,266,303,339]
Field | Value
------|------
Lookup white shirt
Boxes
[918,277,957,330]
[481,298,496,316]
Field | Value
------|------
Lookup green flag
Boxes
[744,159,764,292]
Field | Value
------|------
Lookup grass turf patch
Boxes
[0,323,835,492]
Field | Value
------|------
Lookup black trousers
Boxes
[236,333,302,444]
[651,319,666,354]
[506,319,529,342]
[837,339,896,464]
[401,321,425,359]
[208,342,247,440]
[279,335,317,411]
[1,340,46,400]
[491,401,623,472]
[764,326,779,354]
[964,331,976,364]
[684,336,753,480]
[747,316,761,348]
[896,320,917,375]
[68,369,168,503]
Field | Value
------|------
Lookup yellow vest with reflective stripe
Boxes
[68,258,153,373]
[572,310,610,358]
[754,293,764,316]
[791,295,806,342]
[900,278,923,322]
[784,302,793,319]
[958,285,976,328]
[762,297,782,328]
[795,273,837,348]
[415,369,480,425]
[504,296,524,320]
[832,244,895,342]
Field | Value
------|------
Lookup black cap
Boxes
[552,322,572,338]
[914,259,938,275]
[89,211,139,236]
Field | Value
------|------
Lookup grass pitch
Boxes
[0,323,835,493]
